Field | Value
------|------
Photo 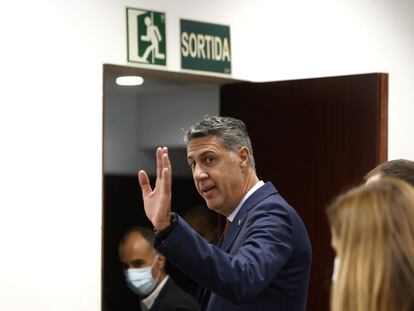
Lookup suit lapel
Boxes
[149,277,172,311]
[219,182,277,252]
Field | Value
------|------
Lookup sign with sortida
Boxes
[180,19,231,75]
[126,7,166,66]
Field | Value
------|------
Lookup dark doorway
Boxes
[102,65,237,310]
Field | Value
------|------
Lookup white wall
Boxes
[1,0,413,310]
[231,0,414,160]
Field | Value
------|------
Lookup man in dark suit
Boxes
[119,226,200,311]
[138,116,312,310]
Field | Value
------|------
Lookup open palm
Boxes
[138,147,172,230]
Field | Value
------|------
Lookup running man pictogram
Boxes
[140,15,165,63]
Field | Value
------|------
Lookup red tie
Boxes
[223,219,232,239]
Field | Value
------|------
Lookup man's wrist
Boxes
[154,216,173,231]
[154,213,178,240]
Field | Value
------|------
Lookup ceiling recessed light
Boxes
[116,76,144,86]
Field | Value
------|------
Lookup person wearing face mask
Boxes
[119,226,200,311]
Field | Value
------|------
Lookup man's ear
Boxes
[156,253,166,270]
[239,147,250,168]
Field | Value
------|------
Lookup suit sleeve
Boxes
[154,201,293,304]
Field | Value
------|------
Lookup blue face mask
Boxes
[125,255,160,296]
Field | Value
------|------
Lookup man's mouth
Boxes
[201,185,216,196]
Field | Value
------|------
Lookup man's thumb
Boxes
[138,170,152,195]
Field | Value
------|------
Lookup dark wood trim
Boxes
[378,73,388,163]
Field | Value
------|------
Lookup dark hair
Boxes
[184,116,256,168]
[365,159,414,187]
[119,226,155,248]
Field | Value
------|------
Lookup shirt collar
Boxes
[228,180,264,222]
[141,275,169,310]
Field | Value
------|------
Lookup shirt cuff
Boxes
[153,212,178,240]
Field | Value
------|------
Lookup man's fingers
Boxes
[162,167,172,195]
[161,149,172,193]
[156,147,162,179]
[162,151,172,186]
[138,170,152,195]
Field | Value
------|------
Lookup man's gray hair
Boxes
[184,116,256,168]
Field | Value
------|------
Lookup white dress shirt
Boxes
[141,275,169,311]
[228,180,265,222]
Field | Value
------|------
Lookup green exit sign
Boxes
[180,19,231,75]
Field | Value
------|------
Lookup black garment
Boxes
[150,278,200,311]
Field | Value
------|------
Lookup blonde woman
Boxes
[326,177,414,311]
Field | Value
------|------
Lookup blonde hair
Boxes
[326,177,414,311]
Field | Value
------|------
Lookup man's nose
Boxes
[193,164,208,180]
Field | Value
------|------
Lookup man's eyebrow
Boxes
[198,150,215,157]
[131,259,145,265]
[187,150,214,162]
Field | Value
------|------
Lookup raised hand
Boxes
[138,147,172,230]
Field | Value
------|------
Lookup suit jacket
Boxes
[154,182,312,311]
[150,277,200,311]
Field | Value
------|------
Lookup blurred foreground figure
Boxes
[327,177,414,311]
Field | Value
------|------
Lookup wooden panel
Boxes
[220,73,388,311]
